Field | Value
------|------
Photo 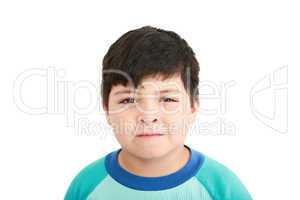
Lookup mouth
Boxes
[136,133,164,138]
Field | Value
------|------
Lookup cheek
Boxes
[164,115,191,141]
[109,112,137,142]
[161,103,180,114]
[112,122,137,149]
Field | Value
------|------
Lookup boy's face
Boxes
[104,74,199,159]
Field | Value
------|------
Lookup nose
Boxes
[136,99,160,125]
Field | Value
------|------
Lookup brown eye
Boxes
[119,97,135,104]
[162,97,178,102]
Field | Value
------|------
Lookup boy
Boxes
[64,26,252,200]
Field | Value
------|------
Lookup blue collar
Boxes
[105,145,205,191]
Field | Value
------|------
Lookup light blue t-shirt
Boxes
[64,145,252,200]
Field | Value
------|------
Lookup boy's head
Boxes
[101,26,200,159]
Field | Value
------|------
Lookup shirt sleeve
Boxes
[64,157,108,200]
[195,156,252,200]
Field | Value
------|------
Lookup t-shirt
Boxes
[64,145,252,200]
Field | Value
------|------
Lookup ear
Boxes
[189,100,199,124]
[102,104,111,126]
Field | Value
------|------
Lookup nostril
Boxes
[140,117,158,124]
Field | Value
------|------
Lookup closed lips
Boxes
[136,133,163,137]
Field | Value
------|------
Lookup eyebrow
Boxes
[157,89,181,95]
[112,89,181,96]
[113,89,134,96]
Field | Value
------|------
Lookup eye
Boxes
[161,97,179,102]
[119,97,135,104]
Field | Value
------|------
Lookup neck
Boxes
[118,145,190,177]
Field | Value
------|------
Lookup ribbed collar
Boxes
[105,145,205,191]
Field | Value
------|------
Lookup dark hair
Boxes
[101,26,200,110]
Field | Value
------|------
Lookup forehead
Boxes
[111,75,185,95]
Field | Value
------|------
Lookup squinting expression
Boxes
[105,75,199,159]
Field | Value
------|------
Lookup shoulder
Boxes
[64,154,109,200]
[194,154,252,200]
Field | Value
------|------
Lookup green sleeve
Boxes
[64,157,108,200]
[195,156,252,200]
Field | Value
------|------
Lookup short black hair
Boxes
[101,25,200,110]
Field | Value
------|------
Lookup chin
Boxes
[133,147,170,160]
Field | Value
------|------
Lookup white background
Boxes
[0,0,299,199]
